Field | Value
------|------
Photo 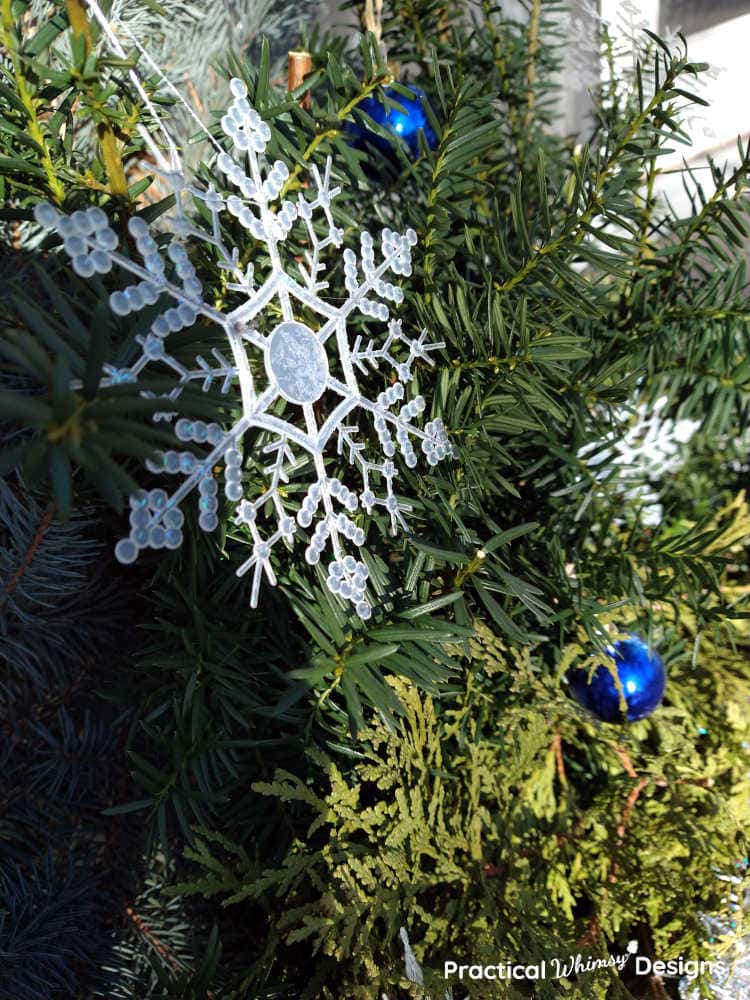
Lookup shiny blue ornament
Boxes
[350,84,437,157]
[568,635,666,723]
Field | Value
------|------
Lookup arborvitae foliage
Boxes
[2,0,750,998]
[170,597,750,999]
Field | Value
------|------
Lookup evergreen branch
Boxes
[659,146,750,285]
[124,906,183,974]
[0,0,65,203]
[280,69,393,198]
[0,499,55,606]
[494,59,684,295]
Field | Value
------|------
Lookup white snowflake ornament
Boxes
[578,394,700,527]
[34,77,452,620]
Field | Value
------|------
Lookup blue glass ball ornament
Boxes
[568,635,666,723]
[350,84,437,157]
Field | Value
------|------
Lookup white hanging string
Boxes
[84,0,180,173]
[114,16,226,160]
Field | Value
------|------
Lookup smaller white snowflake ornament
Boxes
[34,68,452,620]
[579,395,700,526]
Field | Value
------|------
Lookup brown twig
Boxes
[1,501,55,606]
[648,973,671,999]
[578,752,649,944]
[551,729,567,787]
[184,77,204,115]
[578,914,600,948]
[127,893,219,995]
[614,745,639,779]
[610,777,649,880]
[126,907,181,971]
[482,862,507,878]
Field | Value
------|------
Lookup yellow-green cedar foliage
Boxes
[173,490,750,998]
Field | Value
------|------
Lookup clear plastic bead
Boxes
[141,283,160,306]
[71,209,91,234]
[33,202,59,228]
[149,525,166,548]
[89,250,112,274]
[148,488,168,511]
[151,316,169,338]
[165,308,182,331]
[144,253,164,275]
[57,217,75,238]
[64,235,87,257]
[129,507,150,529]
[115,538,138,564]
[175,419,193,441]
[72,255,95,278]
[128,216,149,239]
[168,242,187,263]
[96,228,118,251]
[199,512,218,532]
[125,285,143,310]
[178,303,197,325]
[164,507,184,529]
[164,527,183,549]
[87,206,107,229]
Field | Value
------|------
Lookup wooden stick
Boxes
[287,50,313,109]
[363,0,384,45]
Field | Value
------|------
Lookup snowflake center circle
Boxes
[266,321,329,404]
